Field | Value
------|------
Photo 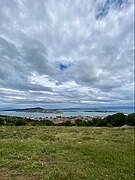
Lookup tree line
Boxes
[0,113,134,127]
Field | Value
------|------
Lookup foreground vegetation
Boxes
[0,113,134,126]
[0,126,134,179]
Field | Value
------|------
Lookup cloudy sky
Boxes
[0,0,134,109]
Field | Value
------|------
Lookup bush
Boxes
[111,113,125,126]
[85,120,93,126]
[125,113,135,126]
[5,117,15,125]
[0,118,5,125]
[106,123,113,127]
[32,120,54,126]
[92,118,99,126]
[104,115,112,124]
[43,120,54,126]
[63,120,73,126]
[95,118,107,127]
[75,119,86,126]
[14,118,27,126]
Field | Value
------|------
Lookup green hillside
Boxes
[0,126,134,180]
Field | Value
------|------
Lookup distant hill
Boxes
[3,107,44,111]
[1,106,134,113]
[3,107,61,114]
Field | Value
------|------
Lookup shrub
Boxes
[104,115,113,124]
[95,118,107,127]
[75,119,85,126]
[5,117,15,125]
[92,118,99,126]
[111,113,125,126]
[32,120,54,126]
[63,121,72,126]
[43,120,54,126]
[106,123,113,127]
[14,118,27,126]
[0,118,5,125]
[125,113,135,126]
[85,120,93,126]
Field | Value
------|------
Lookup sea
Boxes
[0,108,134,118]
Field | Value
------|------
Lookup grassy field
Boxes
[0,126,134,180]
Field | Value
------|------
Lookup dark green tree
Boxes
[92,118,99,126]
[125,113,135,126]
[104,115,113,124]
[111,113,125,126]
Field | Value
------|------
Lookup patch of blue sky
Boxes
[96,0,128,19]
[59,63,69,71]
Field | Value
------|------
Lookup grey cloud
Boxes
[0,0,134,108]
[0,37,19,58]
[21,39,56,76]
[65,60,99,85]
[0,78,52,92]
[0,68,8,80]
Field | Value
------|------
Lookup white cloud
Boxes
[0,0,134,108]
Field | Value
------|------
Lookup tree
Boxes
[92,118,99,126]
[111,113,125,126]
[125,113,135,126]
[104,115,112,124]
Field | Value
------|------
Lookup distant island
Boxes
[83,110,117,113]
[2,107,118,114]
[4,107,62,114]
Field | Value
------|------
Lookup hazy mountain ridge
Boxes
[2,107,61,114]
[1,106,134,113]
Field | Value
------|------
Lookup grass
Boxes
[0,126,134,180]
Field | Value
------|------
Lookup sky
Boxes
[0,0,134,109]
